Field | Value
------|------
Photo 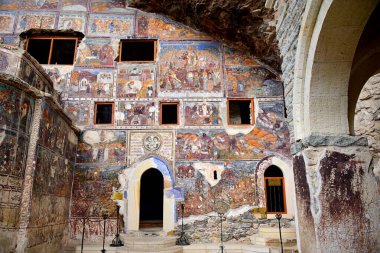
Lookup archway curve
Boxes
[293,0,378,139]
[126,156,175,233]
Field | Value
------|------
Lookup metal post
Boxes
[101,214,108,253]
[81,218,86,253]
[275,214,283,253]
[176,203,190,245]
[217,213,226,253]
[110,204,124,247]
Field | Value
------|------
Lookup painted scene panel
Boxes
[69,68,114,98]
[88,14,134,37]
[18,59,46,90]
[0,0,19,10]
[0,36,19,47]
[137,14,211,40]
[257,101,285,132]
[43,66,71,93]
[184,101,222,126]
[16,13,56,32]
[0,129,17,176]
[65,101,91,126]
[76,38,117,67]
[77,130,126,164]
[116,63,155,98]
[0,12,16,34]
[60,0,88,11]
[90,0,133,13]
[158,41,222,97]
[116,101,155,126]
[224,47,259,66]
[58,13,86,33]
[14,133,29,178]
[0,84,21,130]
[225,66,277,98]
[19,0,58,9]
[19,93,34,134]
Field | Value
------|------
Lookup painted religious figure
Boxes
[76,38,116,67]
[69,69,114,98]
[116,101,155,126]
[184,101,222,126]
[116,64,155,98]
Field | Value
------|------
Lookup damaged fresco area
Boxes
[158,41,223,97]
[75,38,118,67]
[176,128,289,160]
[225,66,280,98]
[137,13,211,40]
[116,63,155,98]
[70,164,123,239]
[76,130,126,164]
[184,101,222,126]
[65,100,90,126]
[69,68,114,98]
[19,0,58,10]
[16,12,56,32]
[90,0,132,13]
[224,47,259,66]
[116,101,155,126]
[61,0,88,11]
[58,13,87,32]
[0,12,16,34]
[88,13,134,37]
[43,66,72,94]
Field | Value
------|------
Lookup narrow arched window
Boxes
[264,166,286,213]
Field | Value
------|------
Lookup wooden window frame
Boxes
[118,39,157,63]
[264,176,287,214]
[94,102,114,125]
[26,37,78,65]
[160,102,179,125]
[227,98,254,126]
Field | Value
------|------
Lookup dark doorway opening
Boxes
[139,168,164,228]
[264,165,286,213]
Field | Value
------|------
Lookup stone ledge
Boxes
[291,134,369,154]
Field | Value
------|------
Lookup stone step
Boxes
[182,243,270,253]
[122,236,177,249]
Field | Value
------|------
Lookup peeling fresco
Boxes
[61,0,88,11]
[65,101,91,126]
[76,38,116,67]
[224,47,258,66]
[19,59,45,90]
[184,101,222,126]
[43,66,72,93]
[90,0,132,13]
[0,84,21,130]
[69,68,114,98]
[0,12,16,33]
[58,13,87,32]
[19,0,58,10]
[116,101,155,126]
[116,63,155,98]
[137,14,210,40]
[16,12,56,32]
[76,130,126,164]
[0,36,19,47]
[88,14,134,37]
[257,101,285,131]
[0,0,19,10]
[225,66,277,98]
[158,41,223,97]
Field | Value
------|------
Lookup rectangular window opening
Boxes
[160,103,178,125]
[26,37,77,65]
[119,40,156,62]
[95,103,114,125]
[228,99,253,125]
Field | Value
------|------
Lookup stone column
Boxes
[292,135,380,253]
[16,98,42,253]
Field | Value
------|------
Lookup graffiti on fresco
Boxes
[0,129,17,176]
[58,13,86,32]
[224,47,258,66]
[0,84,21,130]
[16,12,56,32]
[158,41,223,97]
[116,63,155,98]
[175,161,257,216]
[65,101,91,126]
[116,101,155,126]
[61,0,88,11]
[128,131,173,164]
[19,93,34,134]
[0,12,16,34]
[76,130,126,164]
[90,0,133,13]
[225,66,277,98]
[184,101,222,126]
[76,38,116,67]
[19,0,58,9]
[88,14,134,37]
[137,13,210,40]
[19,59,45,90]
[69,68,114,98]
[176,129,288,160]
[71,164,123,217]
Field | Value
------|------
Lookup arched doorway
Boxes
[139,168,164,228]
[264,165,286,214]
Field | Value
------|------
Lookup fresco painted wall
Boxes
[0,2,291,244]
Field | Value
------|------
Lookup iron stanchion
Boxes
[101,214,108,253]
[176,203,190,245]
[217,212,227,253]
[81,217,86,253]
[110,204,124,247]
[275,214,284,253]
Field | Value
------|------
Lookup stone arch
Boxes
[256,156,295,219]
[293,0,378,139]
[126,156,175,233]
